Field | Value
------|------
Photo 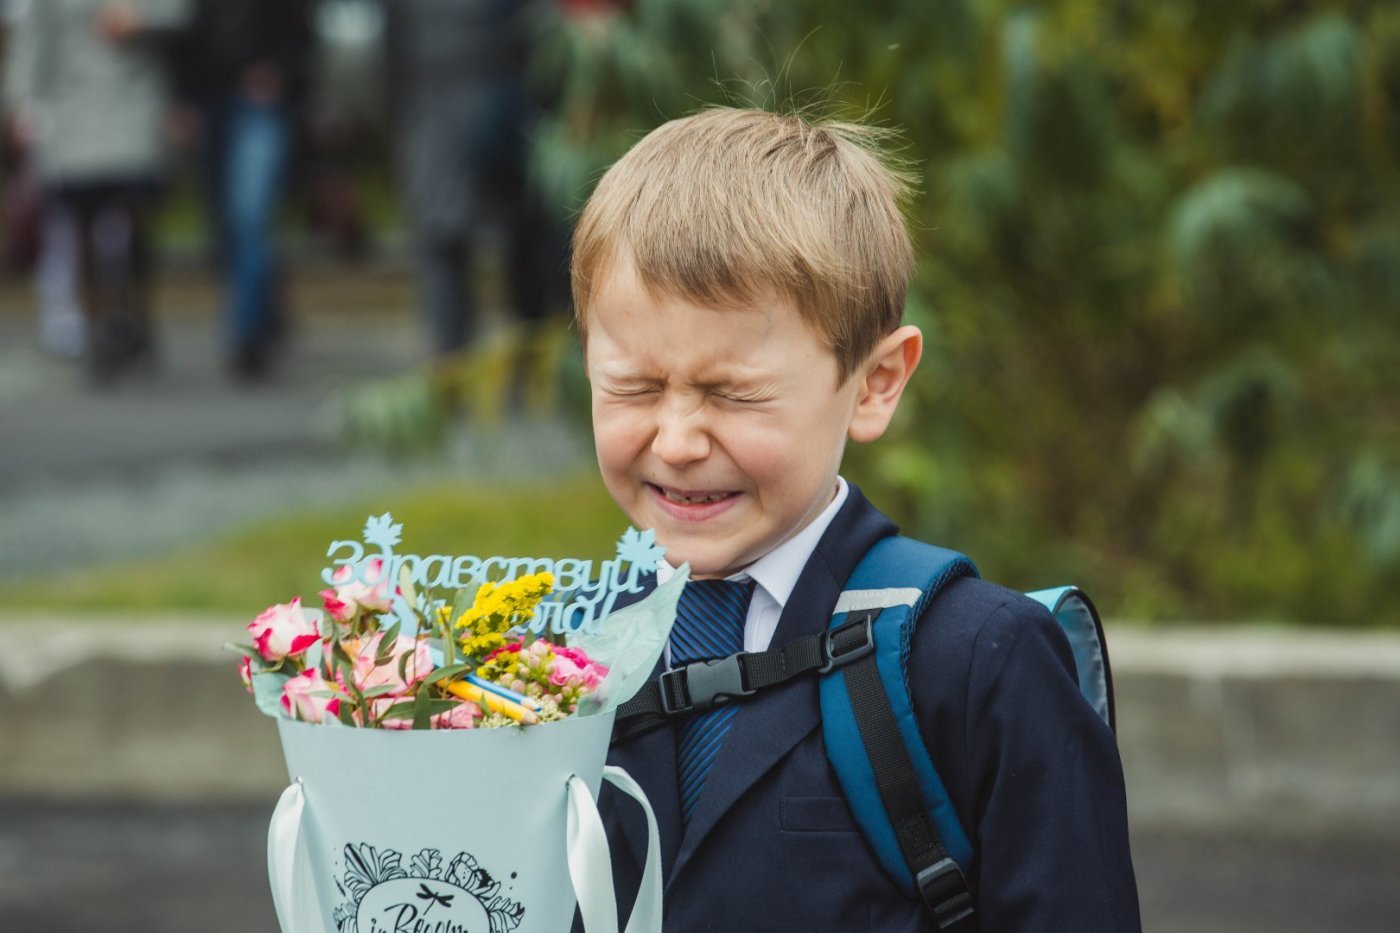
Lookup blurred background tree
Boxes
[531,0,1400,625]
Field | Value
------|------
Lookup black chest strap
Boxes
[610,615,877,744]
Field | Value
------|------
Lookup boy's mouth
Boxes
[648,484,740,507]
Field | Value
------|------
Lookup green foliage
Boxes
[534,0,1400,625]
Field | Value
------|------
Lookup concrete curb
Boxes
[4,618,1398,836]
[1109,628,1400,836]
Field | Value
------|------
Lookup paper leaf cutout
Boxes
[363,513,403,551]
[615,526,665,569]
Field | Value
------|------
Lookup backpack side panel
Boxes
[1025,586,1115,731]
[819,536,979,890]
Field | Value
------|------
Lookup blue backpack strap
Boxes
[1026,586,1116,731]
[820,536,979,928]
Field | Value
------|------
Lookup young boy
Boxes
[571,108,1141,932]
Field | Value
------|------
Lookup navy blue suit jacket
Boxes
[590,485,1141,931]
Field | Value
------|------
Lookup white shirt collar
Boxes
[655,476,849,611]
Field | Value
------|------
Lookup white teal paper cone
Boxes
[270,711,657,933]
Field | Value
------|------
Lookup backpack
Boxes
[611,536,1115,931]
[819,536,1114,930]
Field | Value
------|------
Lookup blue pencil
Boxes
[466,673,543,711]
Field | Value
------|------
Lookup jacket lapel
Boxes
[607,658,685,878]
[667,484,897,883]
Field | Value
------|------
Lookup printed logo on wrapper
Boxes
[334,844,522,933]
[274,706,637,933]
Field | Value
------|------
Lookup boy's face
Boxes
[585,258,867,579]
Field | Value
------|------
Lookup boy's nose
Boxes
[651,406,711,466]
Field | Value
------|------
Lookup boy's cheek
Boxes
[592,419,635,467]
[592,429,644,510]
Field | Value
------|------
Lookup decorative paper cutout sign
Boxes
[322,514,666,637]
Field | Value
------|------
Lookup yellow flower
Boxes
[453,572,555,660]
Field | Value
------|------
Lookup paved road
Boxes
[0,267,590,581]
[1,800,1397,932]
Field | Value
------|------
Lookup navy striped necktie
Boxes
[671,577,757,828]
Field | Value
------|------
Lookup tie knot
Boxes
[671,578,756,666]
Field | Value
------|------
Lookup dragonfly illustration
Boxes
[416,883,455,915]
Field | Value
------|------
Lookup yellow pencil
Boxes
[446,680,540,725]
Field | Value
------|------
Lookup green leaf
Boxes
[423,662,474,686]
[331,639,354,665]
[358,684,401,699]
[376,699,415,721]
[431,635,456,667]
[378,698,457,723]
[413,688,432,730]
[450,584,480,624]
[334,653,368,720]
[373,623,402,668]
[398,563,420,614]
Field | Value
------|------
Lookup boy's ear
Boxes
[849,325,922,443]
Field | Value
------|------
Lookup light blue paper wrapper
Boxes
[275,712,614,933]
[264,568,684,933]
[573,567,687,717]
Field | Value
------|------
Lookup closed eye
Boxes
[711,390,776,407]
[599,376,664,397]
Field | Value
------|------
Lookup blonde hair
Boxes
[570,107,916,382]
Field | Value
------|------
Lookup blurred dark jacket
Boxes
[383,0,543,239]
[171,0,315,106]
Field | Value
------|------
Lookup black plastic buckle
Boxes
[659,654,753,715]
[916,858,975,929]
[819,614,876,673]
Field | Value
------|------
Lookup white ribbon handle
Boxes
[267,779,327,933]
[604,766,662,933]
[566,765,663,933]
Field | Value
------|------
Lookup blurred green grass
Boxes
[1,476,624,618]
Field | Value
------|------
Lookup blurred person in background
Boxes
[301,0,384,263]
[1,16,84,361]
[170,0,314,381]
[3,0,190,384]
[384,0,566,372]
[30,203,87,359]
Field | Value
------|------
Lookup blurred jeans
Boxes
[207,94,291,350]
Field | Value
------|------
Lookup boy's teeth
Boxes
[663,489,728,505]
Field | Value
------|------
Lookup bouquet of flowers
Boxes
[238,566,611,731]
[240,515,682,933]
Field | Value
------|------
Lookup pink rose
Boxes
[375,698,479,730]
[347,632,434,697]
[238,655,254,694]
[435,701,480,730]
[319,559,393,622]
[247,598,321,662]
[375,697,413,730]
[549,645,609,690]
[281,668,342,723]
